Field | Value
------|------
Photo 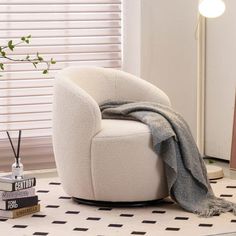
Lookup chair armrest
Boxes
[52,75,101,199]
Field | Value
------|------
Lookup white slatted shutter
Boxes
[0,0,122,169]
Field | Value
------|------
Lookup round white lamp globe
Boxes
[199,0,226,18]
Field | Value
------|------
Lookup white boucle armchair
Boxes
[53,66,171,205]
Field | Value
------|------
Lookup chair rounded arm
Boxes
[52,74,101,199]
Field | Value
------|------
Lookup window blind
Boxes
[0,0,121,138]
[0,0,122,169]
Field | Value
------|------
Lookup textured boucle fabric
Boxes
[53,66,171,201]
[100,101,236,217]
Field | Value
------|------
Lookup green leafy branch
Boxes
[0,35,56,74]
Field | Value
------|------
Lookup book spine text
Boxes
[3,196,38,210]
[14,204,40,218]
[0,188,35,201]
[12,178,36,191]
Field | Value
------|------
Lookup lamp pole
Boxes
[197,0,226,179]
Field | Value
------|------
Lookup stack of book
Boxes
[0,175,40,218]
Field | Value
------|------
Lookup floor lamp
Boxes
[197,0,226,179]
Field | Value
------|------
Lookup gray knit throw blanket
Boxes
[99,101,236,217]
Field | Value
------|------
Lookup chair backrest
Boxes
[57,66,171,106]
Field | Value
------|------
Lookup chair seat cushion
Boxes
[91,119,168,202]
[94,119,151,138]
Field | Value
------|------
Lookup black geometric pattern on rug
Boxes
[33,232,49,236]
[52,221,67,224]
[12,225,28,228]
[220,194,233,197]
[152,210,166,214]
[37,190,50,193]
[59,196,72,199]
[108,223,123,227]
[49,182,61,185]
[120,213,134,217]
[165,227,180,231]
[142,220,156,224]
[45,205,60,208]
[86,217,101,221]
[32,214,46,218]
[0,177,235,236]
[65,210,80,214]
[175,216,189,220]
[199,223,213,227]
[131,231,146,235]
[98,207,113,211]
[226,186,236,188]
[73,227,89,231]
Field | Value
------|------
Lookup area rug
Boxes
[0,177,236,236]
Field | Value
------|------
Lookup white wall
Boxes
[122,0,141,76]
[141,0,198,139]
[123,0,235,160]
[205,0,236,160]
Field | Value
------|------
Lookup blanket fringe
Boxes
[196,197,236,217]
